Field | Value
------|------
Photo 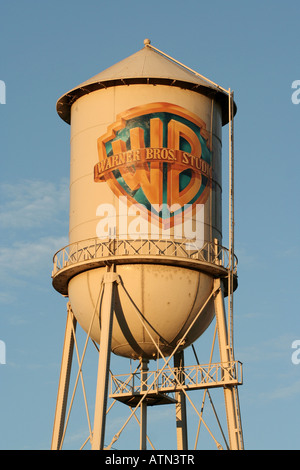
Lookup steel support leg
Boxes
[51,302,77,450]
[139,358,149,450]
[92,268,120,450]
[214,278,243,450]
[174,351,188,450]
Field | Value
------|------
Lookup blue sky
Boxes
[0,0,300,450]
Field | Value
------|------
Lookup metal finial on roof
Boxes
[144,38,151,46]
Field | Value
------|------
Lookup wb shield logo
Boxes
[94,102,212,229]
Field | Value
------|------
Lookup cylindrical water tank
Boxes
[53,43,236,359]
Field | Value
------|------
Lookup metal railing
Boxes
[110,361,243,397]
[52,237,237,276]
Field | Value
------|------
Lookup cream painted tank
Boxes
[53,41,235,359]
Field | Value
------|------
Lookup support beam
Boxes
[92,267,120,450]
[51,302,77,450]
[139,359,149,450]
[214,278,243,450]
[174,351,188,450]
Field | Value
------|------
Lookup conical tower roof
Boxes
[57,40,235,125]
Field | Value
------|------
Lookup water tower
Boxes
[51,40,244,450]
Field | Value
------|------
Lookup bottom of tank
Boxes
[68,263,215,359]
